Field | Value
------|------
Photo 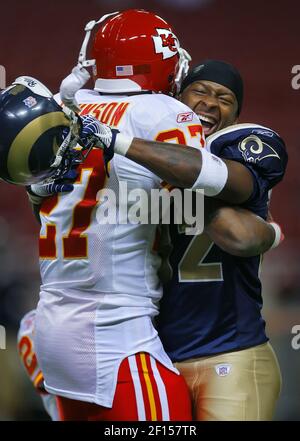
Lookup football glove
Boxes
[26,168,78,205]
[79,114,121,176]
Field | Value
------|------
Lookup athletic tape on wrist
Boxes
[269,222,283,249]
[114,133,134,156]
[191,148,228,196]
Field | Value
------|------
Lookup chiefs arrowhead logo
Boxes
[152,28,179,60]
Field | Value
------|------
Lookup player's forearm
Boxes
[205,204,276,257]
[217,159,253,204]
[126,138,202,188]
[96,126,254,202]
[125,139,252,203]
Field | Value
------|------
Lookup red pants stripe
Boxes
[56,352,192,421]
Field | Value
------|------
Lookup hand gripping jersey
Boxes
[35,90,204,406]
[157,123,288,361]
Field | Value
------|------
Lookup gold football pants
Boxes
[174,342,282,421]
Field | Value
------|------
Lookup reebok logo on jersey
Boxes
[152,28,179,60]
[215,363,232,376]
[177,112,194,123]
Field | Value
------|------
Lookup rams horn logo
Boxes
[238,135,280,163]
[7,112,67,184]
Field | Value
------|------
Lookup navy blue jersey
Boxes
[157,124,288,361]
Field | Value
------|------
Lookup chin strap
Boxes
[59,65,91,113]
[60,12,119,112]
[78,12,119,68]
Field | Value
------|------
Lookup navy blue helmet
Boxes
[0,76,82,185]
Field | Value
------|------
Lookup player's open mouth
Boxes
[198,114,218,136]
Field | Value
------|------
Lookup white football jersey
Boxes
[35,90,204,407]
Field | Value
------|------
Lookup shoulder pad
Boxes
[206,123,283,159]
[206,123,288,188]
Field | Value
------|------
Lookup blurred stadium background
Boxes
[0,0,299,420]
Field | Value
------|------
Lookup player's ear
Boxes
[233,109,239,124]
[177,93,183,102]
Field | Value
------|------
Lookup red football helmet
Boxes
[90,10,181,95]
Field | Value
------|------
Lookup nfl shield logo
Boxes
[215,363,232,376]
[23,96,37,108]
